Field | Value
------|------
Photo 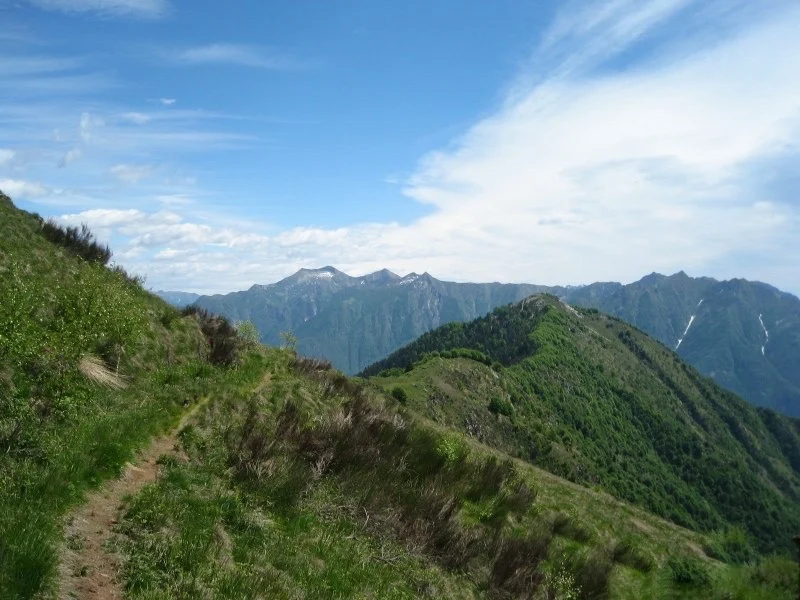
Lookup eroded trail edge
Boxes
[58,397,211,600]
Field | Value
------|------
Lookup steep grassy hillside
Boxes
[1,194,796,599]
[0,194,244,597]
[364,296,800,552]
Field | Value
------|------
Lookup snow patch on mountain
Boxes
[398,274,418,286]
[758,313,769,356]
[675,299,704,350]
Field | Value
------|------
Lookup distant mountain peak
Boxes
[361,268,401,284]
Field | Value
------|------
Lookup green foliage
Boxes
[488,395,514,417]
[368,297,800,553]
[39,219,111,265]
[182,306,242,366]
[235,320,261,347]
[0,197,241,597]
[390,386,408,403]
[704,526,759,564]
[666,555,712,588]
[362,298,554,377]
[279,329,298,351]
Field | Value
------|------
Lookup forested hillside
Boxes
[365,296,800,552]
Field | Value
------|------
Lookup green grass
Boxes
[0,195,249,598]
[112,351,798,599]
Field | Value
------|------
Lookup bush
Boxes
[667,555,711,587]
[40,220,111,265]
[235,320,261,347]
[488,395,513,417]
[391,386,408,404]
[569,546,614,599]
[182,306,241,366]
[703,526,758,564]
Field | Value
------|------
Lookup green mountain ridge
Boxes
[191,268,800,416]
[363,295,800,552]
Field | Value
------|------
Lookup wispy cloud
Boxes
[120,112,150,124]
[159,98,176,106]
[58,147,81,167]
[26,0,169,19]
[0,149,15,165]
[110,163,153,183]
[174,44,305,70]
[0,56,83,76]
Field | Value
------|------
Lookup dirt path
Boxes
[58,398,210,600]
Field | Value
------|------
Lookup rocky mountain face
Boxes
[190,268,800,416]
[567,272,800,416]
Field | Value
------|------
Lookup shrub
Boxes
[235,320,261,347]
[391,386,408,404]
[568,546,614,599]
[610,538,654,572]
[667,555,711,587]
[40,220,111,265]
[109,263,146,287]
[488,395,513,417]
[488,532,550,596]
[703,526,758,564]
[182,306,241,366]
[290,356,332,375]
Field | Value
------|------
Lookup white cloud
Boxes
[27,0,168,19]
[0,149,14,165]
[121,112,151,124]
[159,98,176,106]
[110,163,153,183]
[79,111,104,142]
[0,178,50,198]
[175,44,303,70]
[0,57,82,77]
[58,146,82,167]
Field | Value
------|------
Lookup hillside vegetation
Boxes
[1,194,797,599]
[364,296,800,553]
[0,193,242,597]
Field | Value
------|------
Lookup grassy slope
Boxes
[0,195,227,597]
[113,350,797,599]
[365,296,800,553]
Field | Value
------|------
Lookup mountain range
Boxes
[181,267,800,416]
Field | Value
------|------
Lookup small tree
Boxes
[236,320,261,347]
[279,330,297,352]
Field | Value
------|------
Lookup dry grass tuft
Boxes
[79,354,127,389]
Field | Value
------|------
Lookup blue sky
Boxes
[1,0,799,295]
